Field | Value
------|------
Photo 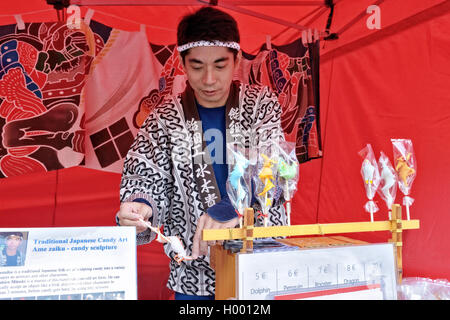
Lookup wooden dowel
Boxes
[241,208,254,253]
[203,219,420,241]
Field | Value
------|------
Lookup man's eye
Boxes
[191,66,202,70]
[216,65,225,69]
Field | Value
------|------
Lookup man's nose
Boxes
[203,68,216,85]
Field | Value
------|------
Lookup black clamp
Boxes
[46,0,71,10]
[324,0,339,40]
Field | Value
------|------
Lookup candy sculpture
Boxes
[392,139,417,220]
[140,219,193,264]
[226,144,251,228]
[359,144,381,222]
[257,153,276,227]
[377,151,398,219]
[277,141,299,226]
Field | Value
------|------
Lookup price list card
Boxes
[237,243,397,300]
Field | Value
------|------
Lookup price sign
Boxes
[236,243,397,300]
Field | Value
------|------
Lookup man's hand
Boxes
[192,214,239,259]
[117,201,153,234]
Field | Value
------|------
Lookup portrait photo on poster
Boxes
[0,231,28,267]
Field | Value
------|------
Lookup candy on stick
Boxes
[253,146,278,227]
[258,154,275,227]
[139,219,193,264]
[226,143,251,228]
[377,151,398,219]
[358,144,381,222]
[276,141,299,226]
[392,139,417,220]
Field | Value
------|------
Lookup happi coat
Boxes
[120,80,287,295]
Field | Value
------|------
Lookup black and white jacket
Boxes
[120,81,286,296]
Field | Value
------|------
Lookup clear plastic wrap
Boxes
[391,139,417,220]
[397,277,450,300]
[226,143,252,227]
[377,151,398,219]
[358,144,381,222]
[276,141,299,226]
[253,144,278,227]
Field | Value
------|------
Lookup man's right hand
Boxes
[117,201,153,234]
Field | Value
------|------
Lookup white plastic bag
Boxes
[358,144,381,222]
[392,139,417,220]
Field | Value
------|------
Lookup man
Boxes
[117,6,286,300]
[0,232,24,267]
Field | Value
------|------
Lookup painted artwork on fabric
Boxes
[240,40,322,163]
[80,26,160,173]
[0,19,321,178]
[0,21,111,178]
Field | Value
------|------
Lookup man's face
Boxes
[6,236,21,251]
[182,46,240,108]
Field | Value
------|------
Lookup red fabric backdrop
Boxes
[1,0,449,299]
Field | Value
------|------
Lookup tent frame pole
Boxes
[321,0,450,61]
[71,0,325,6]
[217,1,310,31]
[70,0,329,35]
[214,1,329,36]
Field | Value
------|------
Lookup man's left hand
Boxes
[191,214,239,259]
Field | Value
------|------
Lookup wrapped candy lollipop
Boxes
[226,143,251,228]
[377,151,398,219]
[276,141,299,226]
[358,144,381,222]
[253,147,278,227]
[391,139,417,220]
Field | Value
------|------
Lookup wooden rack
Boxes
[204,203,419,285]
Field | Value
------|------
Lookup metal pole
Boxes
[71,0,325,6]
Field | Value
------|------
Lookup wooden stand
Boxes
[206,204,419,300]
[210,244,237,300]
[241,208,254,253]
[210,208,253,300]
[211,235,373,300]
[390,204,403,284]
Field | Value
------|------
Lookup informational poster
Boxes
[237,243,397,300]
[0,227,136,300]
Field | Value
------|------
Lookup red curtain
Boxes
[1,0,449,299]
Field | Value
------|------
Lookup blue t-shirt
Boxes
[196,103,228,198]
[196,102,237,222]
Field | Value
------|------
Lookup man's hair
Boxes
[4,232,23,240]
[177,6,240,62]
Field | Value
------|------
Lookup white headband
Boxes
[177,40,240,52]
